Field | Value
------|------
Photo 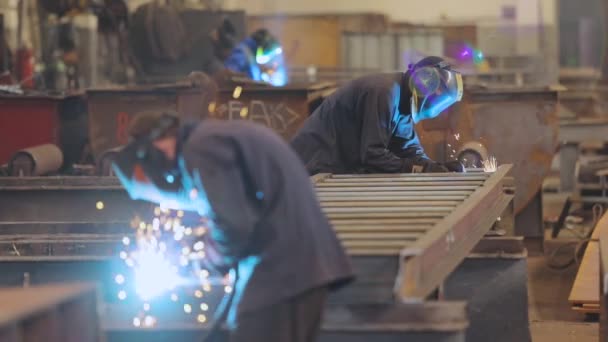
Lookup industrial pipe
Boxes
[8,144,63,176]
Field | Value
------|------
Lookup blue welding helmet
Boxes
[252,29,282,65]
[111,112,183,203]
[408,58,463,124]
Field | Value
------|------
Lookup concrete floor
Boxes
[527,190,599,341]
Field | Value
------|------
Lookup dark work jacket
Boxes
[180,120,353,319]
[291,73,429,174]
[224,37,261,81]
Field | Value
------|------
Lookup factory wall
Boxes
[224,0,557,26]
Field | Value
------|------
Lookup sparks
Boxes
[232,86,243,99]
[114,209,225,328]
[483,156,498,173]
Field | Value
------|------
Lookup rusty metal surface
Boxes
[103,301,467,342]
[0,283,100,342]
[86,85,204,163]
[0,177,144,260]
[87,83,333,164]
[312,166,513,300]
[417,87,559,214]
[211,83,331,140]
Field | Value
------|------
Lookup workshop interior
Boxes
[0,0,607,341]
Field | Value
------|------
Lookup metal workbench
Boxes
[0,166,529,341]
[560,118,608,193]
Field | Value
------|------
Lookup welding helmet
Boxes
[251,29,282,65]
[111,111,183,203]
[408,57,463,123]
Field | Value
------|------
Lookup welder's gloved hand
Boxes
[200,233,232,276]
[406,159,448,173]
[421,161,450,173]
[443,160,466,173]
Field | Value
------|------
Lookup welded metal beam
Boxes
[313,166,514,302]
[394,166,513,300]
[0,177,151,224]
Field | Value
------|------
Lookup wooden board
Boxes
[569,241,600,312]
[570,211,608,314]
[591,211,608,241]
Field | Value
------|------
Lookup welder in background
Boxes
[128,2,238,83]
[112,111,353,342]
[291,56,466,175]
[224,29,288,86]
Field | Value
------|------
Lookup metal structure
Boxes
[417,87,558,243]
[312,165,513,300]
[0,283,100,342]
[0,167,527,341]
[560,118,608,193]
[87,82,333,166]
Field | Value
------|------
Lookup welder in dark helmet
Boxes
[112,111,353,342]
[224,29,287,86]
[291,56,465,174]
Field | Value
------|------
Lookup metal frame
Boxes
[312,165,513,301]
[560,119,608,192]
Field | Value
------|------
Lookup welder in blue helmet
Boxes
[224,29,287,86]
[111,111,353,342]
[291,56,465,174]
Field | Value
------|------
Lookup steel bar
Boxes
[337,232,423,240]
[314,165,514,303]
[317,191,474,197]
[321,176,488,183]
[0,234,127,243]
[323,207,455,213]
[342,240,415,248]
[347,249,403,256]
[329,218,440,225]
[316,186,479,192]
[0,177,151,223]
[327,173,491,179]
[0,222,131,235]
[326,212,450,219]
[320,201,461,207]
[318,195,470,201]
[332,225,432,233]
[560,119,608,143]
[316,181,484,187]
[395,165,513,300]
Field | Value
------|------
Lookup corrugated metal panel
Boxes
[343,30,445,70]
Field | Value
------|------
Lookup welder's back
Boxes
[181,119,354,316]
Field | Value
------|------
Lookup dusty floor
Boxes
[528,191,599,341]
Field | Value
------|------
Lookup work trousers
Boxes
[229,286,328,342]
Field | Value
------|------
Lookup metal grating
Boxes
[313,165,513,300]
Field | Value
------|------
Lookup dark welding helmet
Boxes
[251,29,282,65]
[408,58,463,123]
[111,112,183,203]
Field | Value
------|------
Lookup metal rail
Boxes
[312,165,514,301]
